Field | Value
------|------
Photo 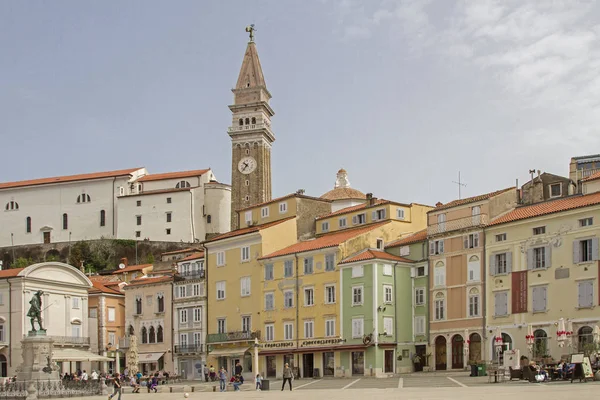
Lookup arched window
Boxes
[26,217,31,233]
[533,329,548,358]
[100,210,106,227]
[157,325,164,343]
[77,194,91,203]
[62,213,68,230]
[245,118,250,125]
[238,119,243,126]
[135,297,142,315]
[434,292,445,321]
[5,201,19,211]
[157,293,165,313]
[175,180,191,189]
[128,325,135,336]
[149,326,156,343]
[468,287,480,317]
[578,326,593,353]
[251,117,256,124]
[141,326,148,344]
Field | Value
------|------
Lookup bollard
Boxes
[213,386,216,392]
[169,387,173,393]
[191,386,195,392]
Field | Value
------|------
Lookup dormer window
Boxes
[175,181,191,189]
[549,183,562,198]
[5,201,19,211]
[77,194,91,203]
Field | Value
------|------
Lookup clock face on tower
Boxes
[238,156,257,175]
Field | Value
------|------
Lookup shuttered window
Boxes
[578,281,594,308]
[532,286,547,312]
[494,292,508,316]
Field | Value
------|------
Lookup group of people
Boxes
[60,369,98,382]
[107,369,171,400]
[530,360,575,382]
[213,361,294,392]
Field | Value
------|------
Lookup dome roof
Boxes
[321,187,366,201]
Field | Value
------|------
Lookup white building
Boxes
[0,262,110,377]
[173,252,206,380]
[0,167,231,248]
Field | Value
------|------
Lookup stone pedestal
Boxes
[17,332,60,400]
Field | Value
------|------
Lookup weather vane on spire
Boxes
[245,24,256,42]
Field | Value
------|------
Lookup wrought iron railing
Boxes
[427,214,488,235]
[174,344,204,353]
[179,270,205,280]
[0,379,104,399]
[207,330,260,344]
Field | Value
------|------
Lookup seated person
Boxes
[531,362,548,382]
[232,375,243,391]
[556,361,565,379]
[130,376,140,393]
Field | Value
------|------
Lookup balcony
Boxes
[227,123,269,133]
[427,214,488,236]
[175,344,204,354]
[207,330,260,344]
[119,337,130,349]
[179,270,205,280]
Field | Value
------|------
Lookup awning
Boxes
[209,347,249,357]
[138,352,165,363]
[52,348,113,362]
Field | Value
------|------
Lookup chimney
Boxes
[366,193,374,206]
[537,170,541,182]
[436,202,443,207]
[120,257,128,267]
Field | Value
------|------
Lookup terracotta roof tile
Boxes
[138,169,209,182]
[583,171,600,182]
[181,252,204,261]
[490,192,600,226]
[0,268,25,278]
[89,281,122,295]
[161,247,200,255]
[315,199,389,220]
[260,221,390,259]
[385,229,427,248]
[236,193,330,212]
[321,187,367,201]
[90,275,120,283]
[430,187,515,212]
[0,168,141,190]
[126,275,173,286]
[112,264,152,274]
[205,217,296,243]
[339,249,414,265]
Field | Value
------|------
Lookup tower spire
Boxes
[235,39,267,91]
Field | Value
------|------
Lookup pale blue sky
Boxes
[2,1,599,206]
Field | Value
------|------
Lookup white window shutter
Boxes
[502,293,508,315]
[352,216,358,225]
[381,209,386,218]
[586,282,594,307]
[371,211,377,221]
[532,287,539,311]
[474,233,479,248]
[463,236,469,249]
[545,246,552,268]
[429,241,435,255]
[541,287,547,310]
[526,249,534,270]
[592,238,600,261]
[494,293,500,316]
[439,240,444,253]
[506,252,513,273]
[489,254,496,276]
[573,240,581,264]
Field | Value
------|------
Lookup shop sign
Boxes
[300,338,345,347]
[261,341,295,349]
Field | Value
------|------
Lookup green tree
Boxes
[146,253,155,264]
[13,257,34,268]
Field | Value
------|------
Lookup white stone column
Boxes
[253,338,259,376]
[64,295,71,336]
[82,297,88,339]
[446,338,452,370]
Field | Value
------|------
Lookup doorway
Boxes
[451,335,464,369]
[43,232,51,244]
[435,336,447,370]
[351,351,364,375]
[0,354,6,377]
[384,350,394,373]
[266,356,276,378]
[302,353,314,378]
[469,333,482,363]
[231,358,240,375]
[322,352,334,376]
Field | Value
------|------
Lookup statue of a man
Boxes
[27,290,44,332]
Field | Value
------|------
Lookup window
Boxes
[242,316,251,332]
[72,324,81,337]
[580,217,594,227]
[108,332,116,346]
[376,238,384,250]
[192,284,200,296]
[325,319,335,337]
[261,207,269,218]
[135,231,141,238]
[416,266,426,277]
[62,213,68,230]
[240,277,251,297]
[166,212,172,223]
[99,210,106,227]
[304,320,314,338]
[166,197,172,204]
[321,222,330,232]
[437,213,446,232]
[352,286,363,305]
[496,233,506,242]
[217,318,226,334]
[353,213,366,225]
[472,206,481,225]
[574,238,599,263]
[265,293,274,310]
[578,281,594,308]
[194,308,202,323]
[325,254,335,271]
[352,318,364,338]
[5,201,19,211]
[179,333,187,347]
[135,297,142,314]
[304,288,314,306]
[141,326,148,343]
[264,263,274,280]
[216,281,225,300]
[26,216,32,233]
[107,307,116,322]
[241,246,250,262]
[434,293,445,320]
[136,200,141,207]
[166,228,171,235]
[284,290,294,308]
[180,309,188,323]
[245,211,252,224]
[531,247,548,269]
[414,288,425,305]
[383,264,392,276]
[207,215,212,223]
[549,183,561,197]
[175,180,191,189]
[279,202,288,213]
[468,288,480,317]
[304,257,313,274]
[119,187,125,196]
[400,246,409,256]
[179,286,186,298]
[284,260,293,277]
[532,286,547,313]
[265,324,274,341]
[467,255,480,281]
[433,262,446,286]
[339,217,347,228]
[77,194,91,203]
[216,251,225,266]
[396,208,405,220]
[284,322,294,340]
[136,215,142,226]
[533,226,546,235]
[149,326,156,343]
[429,240,444,255]
[494,291,508,316]
[193,332,201,345]
[372,208,386,221]
[157,293,165,312]
[245,180,249,186]
[89,308,97,318]
[325,285,336,304]
[493,253,509,275]
[72,297,80,309]
[414,316,426,335]
[383,285,393,304]
[383,317,393,336]
[463,233,479,249]
[352,265,364,278]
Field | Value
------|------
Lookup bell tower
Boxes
[228,26,274,230]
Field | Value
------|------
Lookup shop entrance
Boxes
[414,345,426,372]
[302,353,314,378]
[451,335,464,369]
[322,352,334,376]
[435,336,447,370]
[351,351,364,375]
[266,356,276,378]
[384,350,394,373]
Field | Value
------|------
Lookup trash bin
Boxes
[477,363,487,376]
[470,364,478,377]
[261,380,270,391]
[313,368,320,378]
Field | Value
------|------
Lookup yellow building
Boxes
[485,190,600,363]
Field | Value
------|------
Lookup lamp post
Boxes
[10,233,15,265]
[253,337,259,378]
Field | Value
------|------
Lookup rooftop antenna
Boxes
[452,171,467,199]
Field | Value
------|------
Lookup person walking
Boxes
[281,363,293,391]
[255,374,263,391]
[108,373,122,400]
[218,367,227,392]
